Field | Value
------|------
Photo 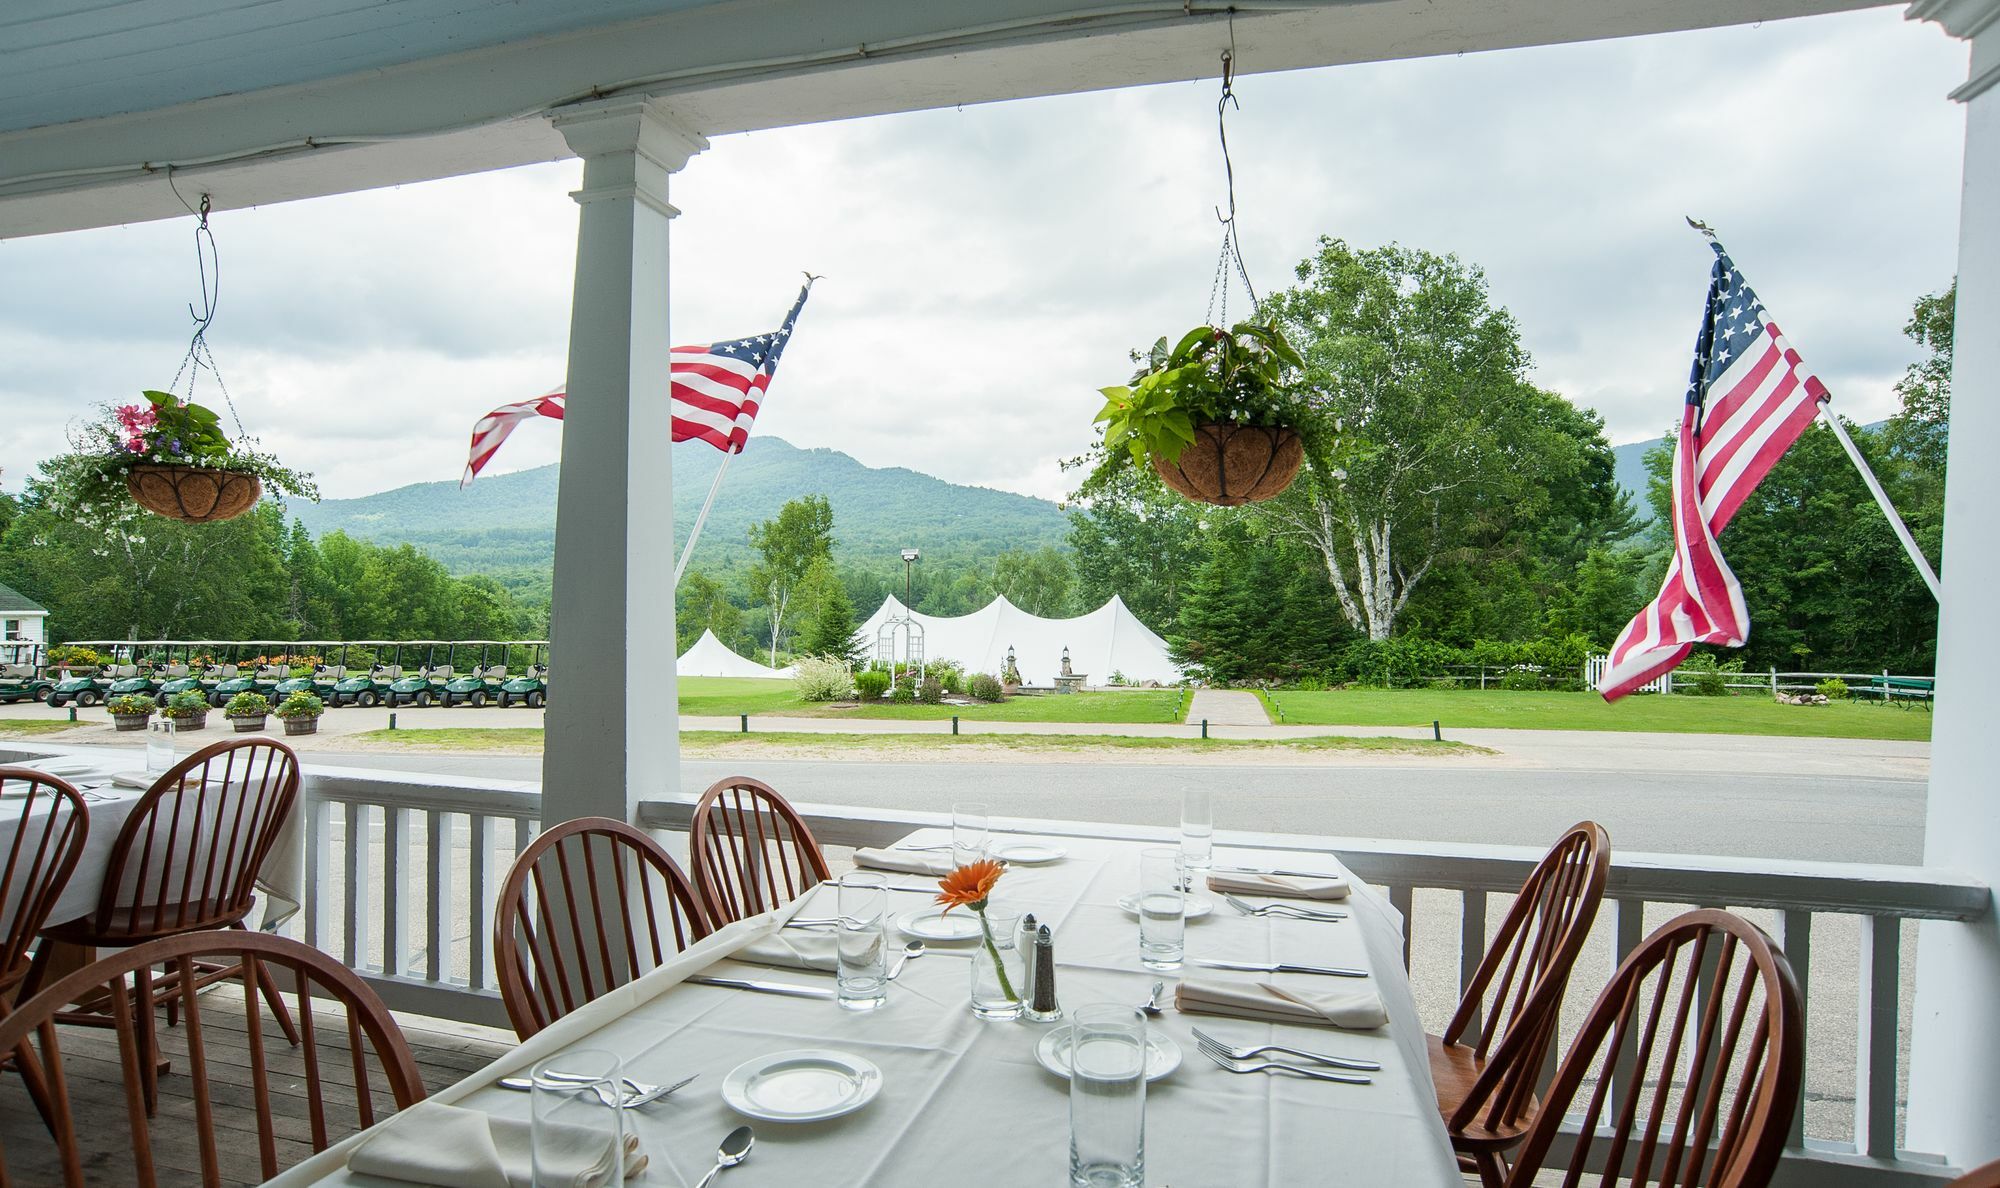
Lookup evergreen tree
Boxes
[799,565,864,666]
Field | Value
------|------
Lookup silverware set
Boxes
[1222,894,1346,922]
[1191,957,1369,979]
[1195,1044,1373,1085]
[496,1070,698,1107]
[1189,1028,1380,1073]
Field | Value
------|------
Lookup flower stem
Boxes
[976,908,1019,1003]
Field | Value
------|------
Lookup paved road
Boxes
[305,751,1926,865]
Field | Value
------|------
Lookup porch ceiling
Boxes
[0,0,1894,239]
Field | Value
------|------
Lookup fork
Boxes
[1196,1044,1372,1085]
[498,1071,699,1107]
[1191,1027,1381,1072]
[1222,894,1346,921]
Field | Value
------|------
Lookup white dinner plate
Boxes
[1116,893,1214,920]
[894,906,983,942]
[22,758,95,777]
[991,841,1066,865]
[721,1049,882,1123]
[1035,1025,1181,1084]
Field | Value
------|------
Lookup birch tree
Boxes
[747,495,834,666]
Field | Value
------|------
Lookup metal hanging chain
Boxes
[1207,21,1259,325]
[165,170,246,439]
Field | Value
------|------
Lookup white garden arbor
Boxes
[2,0,1996,1172]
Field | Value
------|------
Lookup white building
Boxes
[0,582,47,646]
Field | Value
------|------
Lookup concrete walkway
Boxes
[1184,688,1271,726]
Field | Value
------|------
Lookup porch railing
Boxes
[282,766,1981,1186]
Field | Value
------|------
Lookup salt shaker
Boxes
[1016,911,1039,995]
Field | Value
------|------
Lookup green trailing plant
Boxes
[166,690,210,718]
[49,391,317,527]
[107,693,157,717]
[854,669,891,701]
[1093,321,1323,472]
[275,691,324,719]
[224,691,271,718]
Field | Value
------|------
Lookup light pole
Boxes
[901,548,920,611]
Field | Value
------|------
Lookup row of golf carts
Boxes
[0,641,549,710]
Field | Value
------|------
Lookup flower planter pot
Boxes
[112,713,151,732]
[282,717,320,736]
[126,464,262,523]
[230,715,267,733]
[170,712,208,732]
[1151,422,1303,507]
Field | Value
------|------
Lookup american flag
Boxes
[461,281,812,486]
[1596,241,1829,701]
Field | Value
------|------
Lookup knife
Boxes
[685,975,838,999]
[1192,958,1369,979]
[1213,864,1348,881]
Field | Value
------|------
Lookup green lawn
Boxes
[0,720,88,737]
[350,727,1467,756]
[1261,688,1933,741]
[676,677,1186,724]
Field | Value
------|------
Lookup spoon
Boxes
[694,1125,755,1188]
[1139,980,1165,1017]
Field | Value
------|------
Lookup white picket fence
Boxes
[1582,654,1673,694]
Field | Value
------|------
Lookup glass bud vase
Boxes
[970,909,1026,1020]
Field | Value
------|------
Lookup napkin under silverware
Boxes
[852,847,951,877]
[736,930,840,972]
[347,1100,646,1188]
[1175,977,1388,1030]
[1206,870,1350,901]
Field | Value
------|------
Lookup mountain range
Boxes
[287,437,1071,594]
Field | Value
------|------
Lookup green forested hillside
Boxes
[287,437,1069,599]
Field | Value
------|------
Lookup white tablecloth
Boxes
[278,831,1460,1187]
[1,752,305,930]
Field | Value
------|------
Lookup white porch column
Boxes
[1908,0,2000,1167]
[541,99,707,824]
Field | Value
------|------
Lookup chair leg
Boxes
[0,996,59,1137]
[1474,1150,1508,1188]
[133,965,160,1116]
[255,967,301,1046]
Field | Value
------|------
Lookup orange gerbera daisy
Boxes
[935,859,1006,914]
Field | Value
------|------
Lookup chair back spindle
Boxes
[688,777,830,924]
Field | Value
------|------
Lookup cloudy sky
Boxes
[0,7,1971,504]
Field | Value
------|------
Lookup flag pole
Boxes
[674,453,733,586]
[1814,403,1942,602]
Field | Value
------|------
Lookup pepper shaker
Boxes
[1025,924,1062,1022]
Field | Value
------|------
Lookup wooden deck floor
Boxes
[0,996,513,1186]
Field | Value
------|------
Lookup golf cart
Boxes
[0,643,53,705]
[441,642,509,707]
[104,642,165,701]
[157,642,215,700]
[331,641,401,707]
[496,641,550,708]
[387,642,447,707]
[210,643,287,708]
[273,642,337,703]
[48,640,120,707]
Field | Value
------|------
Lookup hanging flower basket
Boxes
[1152,422,1304,507]
[126,464,263,523]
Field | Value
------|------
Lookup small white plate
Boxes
[22,758,95,777]
[1035,1025,1182,1083]
[895,906,983,942]
[721,1049,882,1123]
[991,841,1066,865]
[1117,893,1214,920]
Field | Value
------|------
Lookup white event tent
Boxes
[676,629,794,679]
[854,595,1181,686]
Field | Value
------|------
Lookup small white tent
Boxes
[677,629,795,679]
[853,595,1181,686]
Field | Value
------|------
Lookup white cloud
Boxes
[0,8,1969,503]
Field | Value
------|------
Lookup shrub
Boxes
[1675,653,1730,697]
[107,693,156,717]
[890,680,917,704]
[793,655,854,703]
[967,673,1004,702]
[918,677,945,704]
[276,691,325,719]
[225,692,271,718]
[47,645,102,668]
[1817,677,1851,701]
[1289,676,1328,692]
[854,669,891,700]
[166,691,209,718]
[1499,667,1543,692]
[926,659,967,694]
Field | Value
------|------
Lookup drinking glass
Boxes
[1137,847,1185,971]
[531,1049,625,1188]
[969,909,1026,1020]
[1068,1005,1147,1188]
[1180,784,1214,885]
[836,873,890,1012]
[145,717,176,776]
[952,800,991,867]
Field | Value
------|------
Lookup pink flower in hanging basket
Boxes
[113,404,158,453]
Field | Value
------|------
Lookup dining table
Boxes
[276,827,1462,1187]
[1,749,305,930]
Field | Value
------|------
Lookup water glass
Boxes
[145,717,176,776]
[531,1049,626,1188]
[836,873,890,1012]
[1068,1005,1147,1188]
[1180,784,1214,884]
[1137,847,1185,971]
[952,800,991,867]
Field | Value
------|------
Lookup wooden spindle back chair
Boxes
[495,817,710,1038]
[0,769,88,1000]
[1503,909,1804,1188]
[1433,821,1610,1185]
[687,776,830,924]
[1950,1159,2000,1187]
[0,930,426,1188]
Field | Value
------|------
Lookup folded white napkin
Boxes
[1207,870,1350,901]
[1175,977,1388,1030]
[110,770,156,790]
[851,847,950,877]
[737,930,839,972]
[346,1100,647,1188]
